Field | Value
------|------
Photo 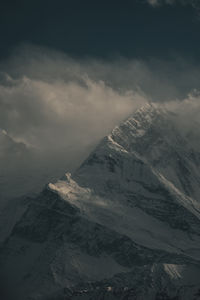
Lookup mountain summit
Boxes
[1,103,200,300]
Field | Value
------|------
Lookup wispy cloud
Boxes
[146,0,200,11]
[1,45,200,200]
[2,45,200,151]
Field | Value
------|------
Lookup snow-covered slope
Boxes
[1,103,200,300]
[110,104,200,201]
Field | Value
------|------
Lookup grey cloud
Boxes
[3,45,200,100]
[0,70,144,151]
[0,46,147,201]
[164,91,200,140]
[2,45,200,150]
[1,45,200,201]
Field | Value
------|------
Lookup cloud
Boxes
[146,0,200,10]
[147,0,162,6]
[1,45,200,200]
[164,90,200,140]
[0,67,145,152]
[1,45,200,151]
[0,46,148,200]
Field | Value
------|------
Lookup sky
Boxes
[0,0,200,60]
[1,0,200,200]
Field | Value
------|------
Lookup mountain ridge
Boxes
[1,103,200,299]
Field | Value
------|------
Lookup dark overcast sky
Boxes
[0,0,199,60]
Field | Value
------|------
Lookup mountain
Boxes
[1,103,200,300]
[0,129,85,243]
[0,130,71,244]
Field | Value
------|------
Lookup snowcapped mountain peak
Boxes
[132,101,163,118]
[2,103,200,299]
[110,102,169,145]
[126,102,166,124]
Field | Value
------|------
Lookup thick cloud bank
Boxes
[1,45,200,201]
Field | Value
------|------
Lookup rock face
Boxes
[1,103,200,300]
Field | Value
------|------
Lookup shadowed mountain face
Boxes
[1,104,200,300]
